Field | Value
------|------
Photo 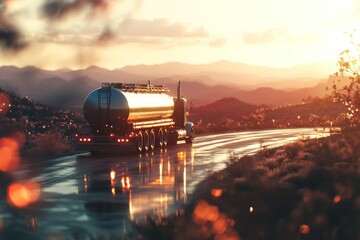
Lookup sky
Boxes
[0,0,359,70]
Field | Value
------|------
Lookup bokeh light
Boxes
[7,181,41,208]
[0,217,3,232]
[211,188,223,198]
[193,200,219,224]
[0,137,20,172]
[299,224,310,234]
[0,92,10,115]
[214,229,240,240]
[177,151,186,162]
[193,200,240,239]
[249,206,254,213]
[212,213,228,235]
[333,195,342,204]
[121,176,131,189]
[110,170,116,180]
[27,217,37,230]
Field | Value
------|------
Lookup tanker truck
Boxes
[75,81,195,153]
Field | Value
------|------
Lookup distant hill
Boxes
[232,83,328,105]
[189,97,260,124]
[121,60,335,88]
[0,88,86,153]
[263,97,346,123]
[0,62,333,108]
[0,71,98,107]
[190,96,347,133]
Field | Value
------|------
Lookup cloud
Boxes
[35,17,211,46]
[350,2,360,21]
[117,18,209,38]
[243,28,319,44]
[1,42,103,69]
[243,28,289,44]
[35,24,115,45]
[0,1,28,51]
[209,38,226,47]
[75,46,102,68]
[97,27,115,43]
[0,17,27,51]
[41,0,109,20]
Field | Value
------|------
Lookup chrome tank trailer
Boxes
[77,82,195,153]
[83,83,174,132]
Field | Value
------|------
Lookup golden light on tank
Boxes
[78,82,195,153]
[83,85,174,131]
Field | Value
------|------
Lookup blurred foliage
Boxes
[138,130,360,240]
[28,130,73,157]
[0,88,86,157]
[330,31,360,127]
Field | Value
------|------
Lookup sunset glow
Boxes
[0,0,358,69]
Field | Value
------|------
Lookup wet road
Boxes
[0,128,329,239]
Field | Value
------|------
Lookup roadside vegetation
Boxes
[329,31,360,126]
[0,90,86,158]
[137,129,360,240]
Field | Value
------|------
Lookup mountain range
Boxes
[0,61,337,108]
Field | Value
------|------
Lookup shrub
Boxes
[284,141,305,159]
[29,130,72,157]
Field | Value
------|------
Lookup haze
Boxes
[0,0,358,73]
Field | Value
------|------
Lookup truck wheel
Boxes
[185,127,195,144]
[157,128,164,148]
[149,129,155,151]
[143,130,150,152]
[136,131,144,153]
[163,128,168,147]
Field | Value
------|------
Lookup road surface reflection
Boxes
[76,146,195,227]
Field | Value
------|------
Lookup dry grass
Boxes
[26,130,73,158]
